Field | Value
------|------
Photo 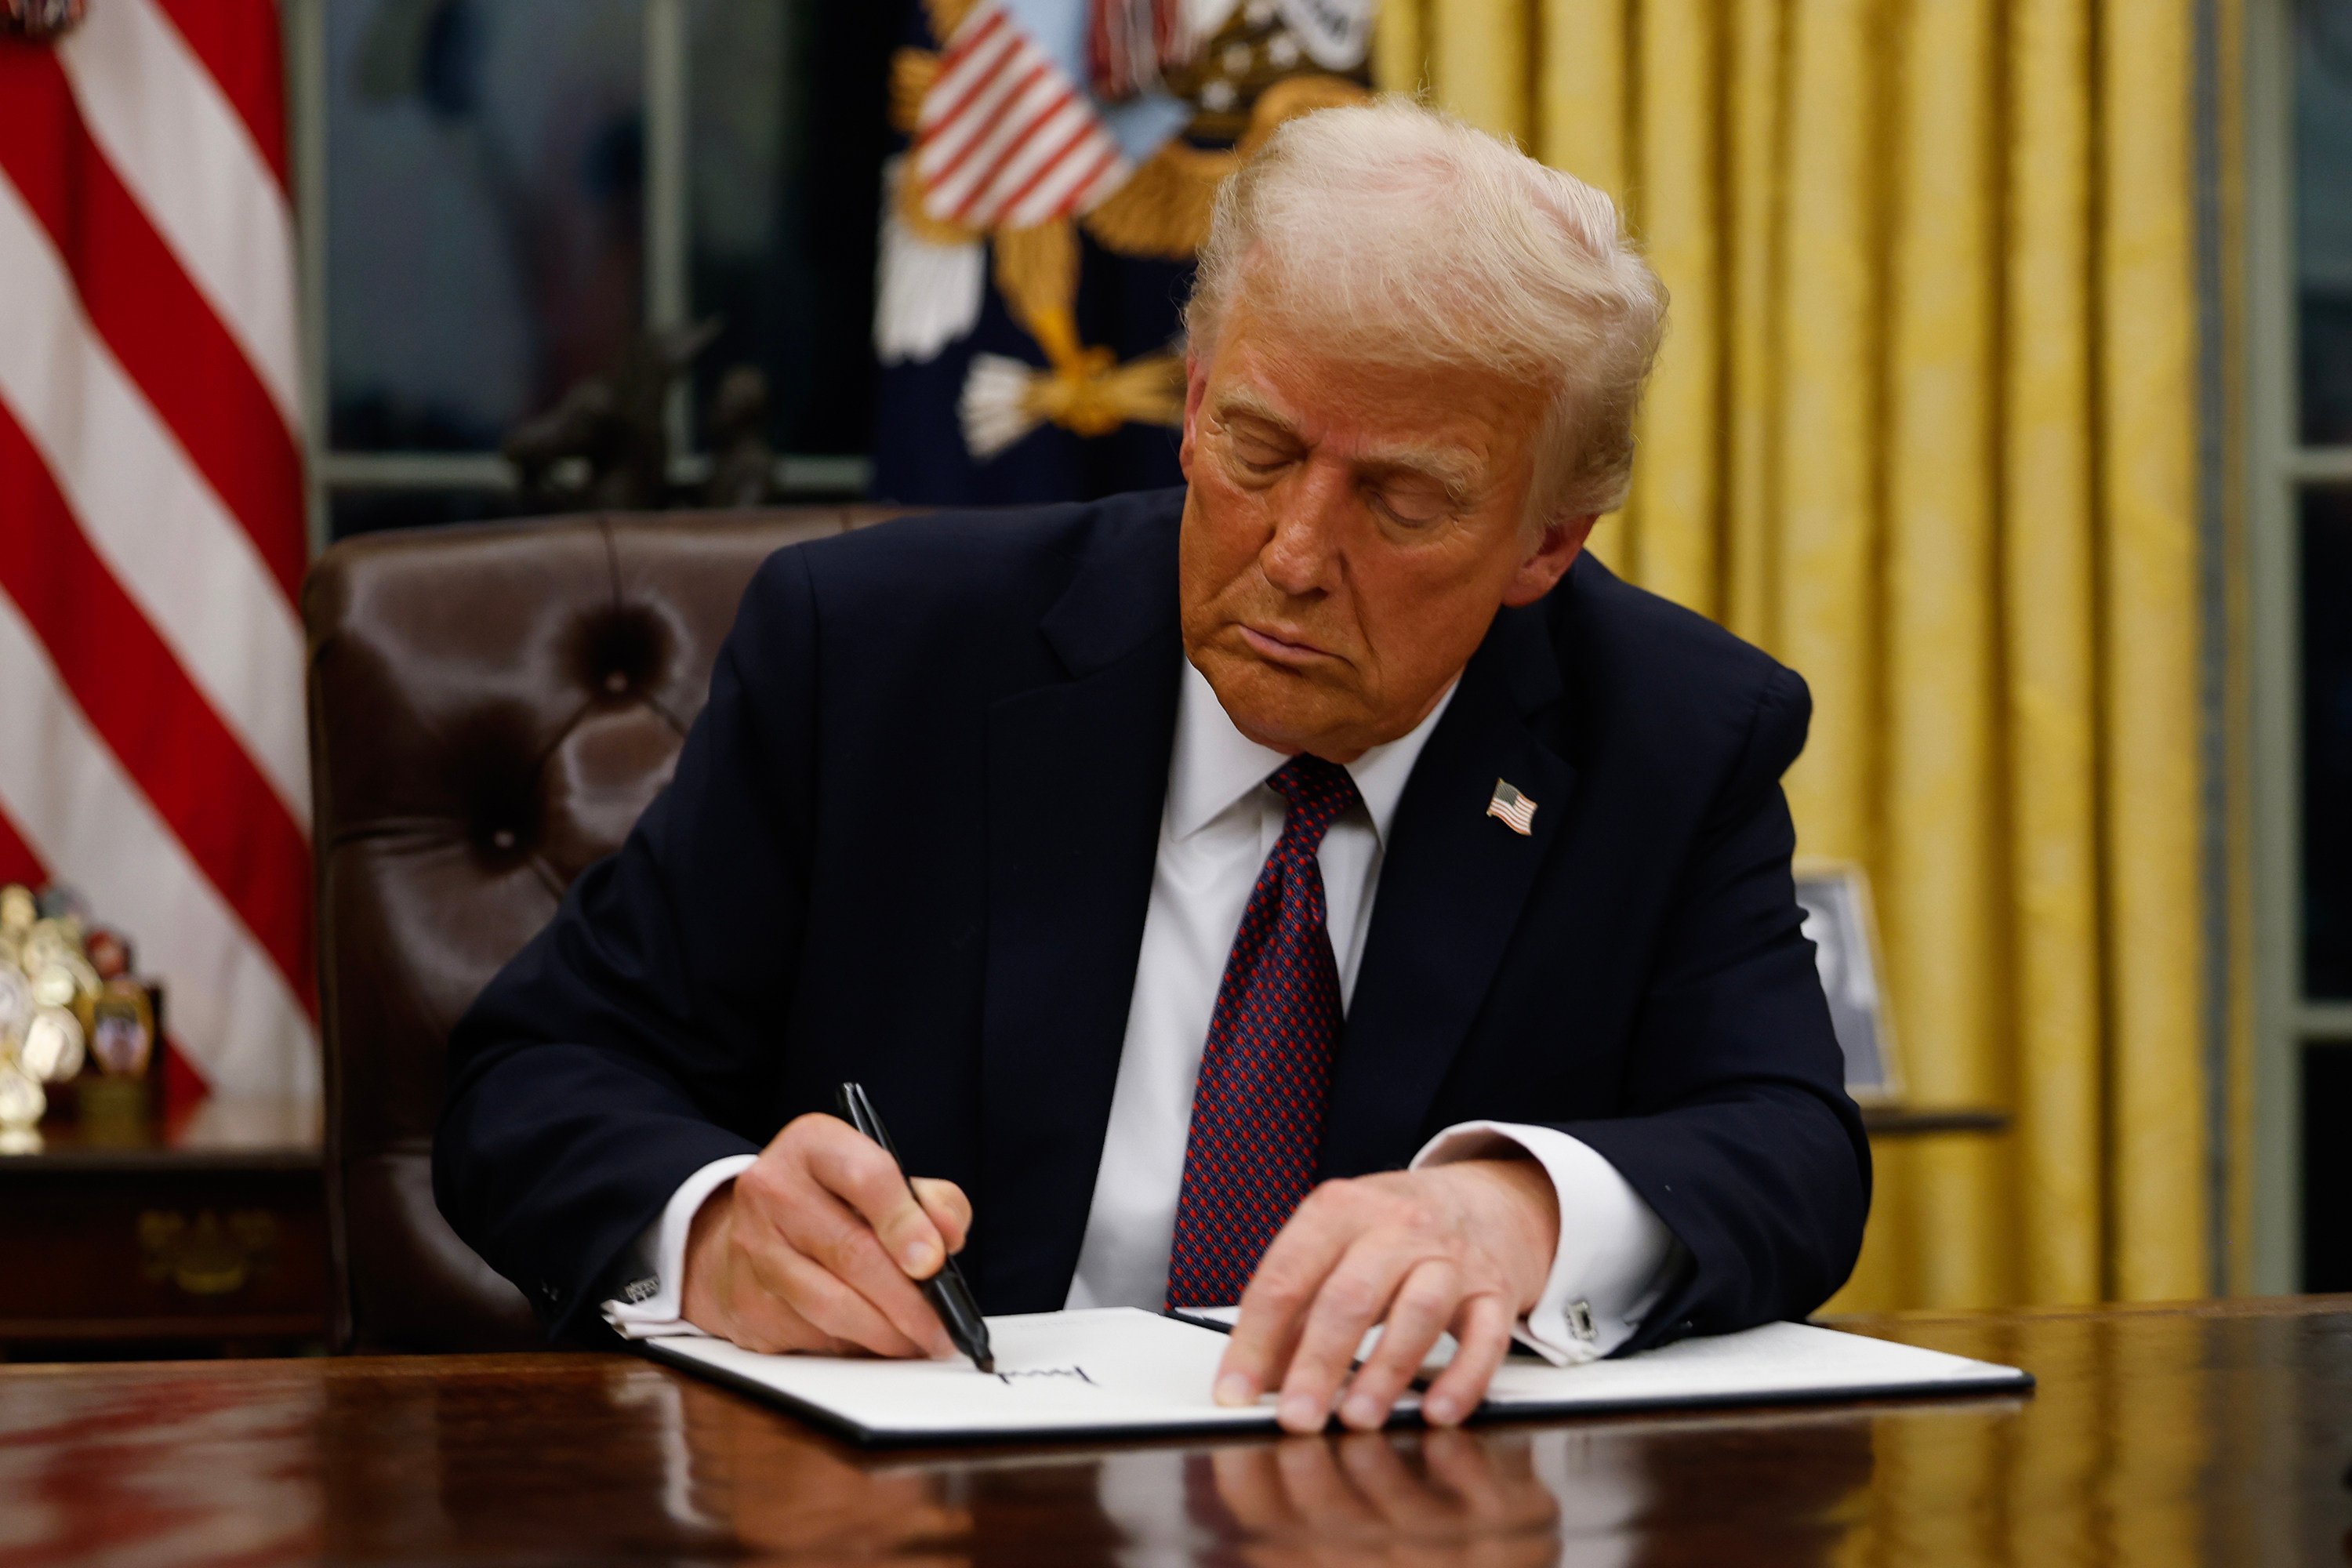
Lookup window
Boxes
[2252,0,2352,1290]
[288,0,895,542]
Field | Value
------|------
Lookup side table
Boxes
[0,1097,327,1359]
[1858,1105,2011,1137]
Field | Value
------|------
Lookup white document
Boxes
[638,1308,2031,1446]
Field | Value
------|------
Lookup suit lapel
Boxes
[977,497,1184,1312]
[1320,602,1577,1178]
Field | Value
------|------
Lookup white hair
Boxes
[1184,99,1668,529]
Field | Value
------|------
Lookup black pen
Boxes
[836,1082,994,1374]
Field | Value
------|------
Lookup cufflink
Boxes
[621,1276,659,1305]
[1566,1300,1598,1342]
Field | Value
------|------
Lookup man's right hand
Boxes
[680,1112,973,1357]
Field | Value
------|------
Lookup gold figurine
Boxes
[20,1006,83,1083]
[0,887,160,1145]
[0,1060,44,1134]
[0,963,28,1050]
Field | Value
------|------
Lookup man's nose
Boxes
[1259,463,1348,597]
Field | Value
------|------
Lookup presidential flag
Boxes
[871,0,1377,508]
[0,0,314,1101]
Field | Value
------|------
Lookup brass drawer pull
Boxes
[137,1210,278,1298]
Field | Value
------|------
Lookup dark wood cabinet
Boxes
[0,1098,327,1357]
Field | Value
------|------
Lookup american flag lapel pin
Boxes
[1486,779,1537,835]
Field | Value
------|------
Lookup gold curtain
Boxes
[1375,0,2209,1308]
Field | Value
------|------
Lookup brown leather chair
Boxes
[304,506,907,1352]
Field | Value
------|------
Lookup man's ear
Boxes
[1501,514,1598,607]
[1178,350,1210,477]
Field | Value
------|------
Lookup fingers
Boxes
[782,1141,956,1357]
[797,1116,949,1279]
[722,1115,956,1358]
[681,1115,975,1362]
[738,1217,933,1358]
[1283,1238,1473,1434]
[1420,1292,1513,1427]
[1337,1258,1460,1430]
[1217,1169,1537,1433]
[1214,1186,1359,1410]
[910,1177,973,1254]
[691,1249,820,1356]
[717,1269,854,1357]
[684,1202,856,1356]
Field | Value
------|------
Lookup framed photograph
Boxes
[1791,860,1902,1104]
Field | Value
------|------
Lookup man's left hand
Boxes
[1210,1158,1559,1434]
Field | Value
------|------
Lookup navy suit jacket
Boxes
[435,487,1871,1345]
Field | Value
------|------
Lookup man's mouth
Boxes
[1236,624,1334,666]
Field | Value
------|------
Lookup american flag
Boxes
[1487,779,1537,836]
[0,0,314,1101]
[914,0,1134,230]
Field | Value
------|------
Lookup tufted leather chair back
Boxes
[304,506,907,1352]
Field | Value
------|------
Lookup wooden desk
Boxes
[2,1297,2347,1564]
[0,1098,326,1358]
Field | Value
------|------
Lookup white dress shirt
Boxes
[606,661,1679,1362]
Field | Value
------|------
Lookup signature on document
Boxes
[995,1366,1097,1388]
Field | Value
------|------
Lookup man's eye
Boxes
[1231,441,1291,473]
[1372,483,1450,528]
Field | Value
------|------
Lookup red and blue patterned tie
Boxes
[1165,753,1363,1307]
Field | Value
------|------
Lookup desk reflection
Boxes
[662,1378,975,1561]
[1195,1432,1564,1567]
[641,1375,1876,1566]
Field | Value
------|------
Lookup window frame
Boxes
[2247,0,2352,1291]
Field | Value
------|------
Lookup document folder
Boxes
[639,1307,2032,1446]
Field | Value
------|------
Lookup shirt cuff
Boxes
[1410,1120,1682,1366]
[600,1153,759,1340]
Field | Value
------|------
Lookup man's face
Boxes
[1177,304,1592,763]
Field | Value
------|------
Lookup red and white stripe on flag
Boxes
[914,1,1133,231]
[0,0,315,1100]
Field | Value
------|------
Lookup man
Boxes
[436,100,1869,1434]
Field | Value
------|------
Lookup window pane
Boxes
[2303,1042,2352,1288]
[685,0,892,456]
[326,0,647,452]
[2305,488,2352,996]
[2300,0,2352,444]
